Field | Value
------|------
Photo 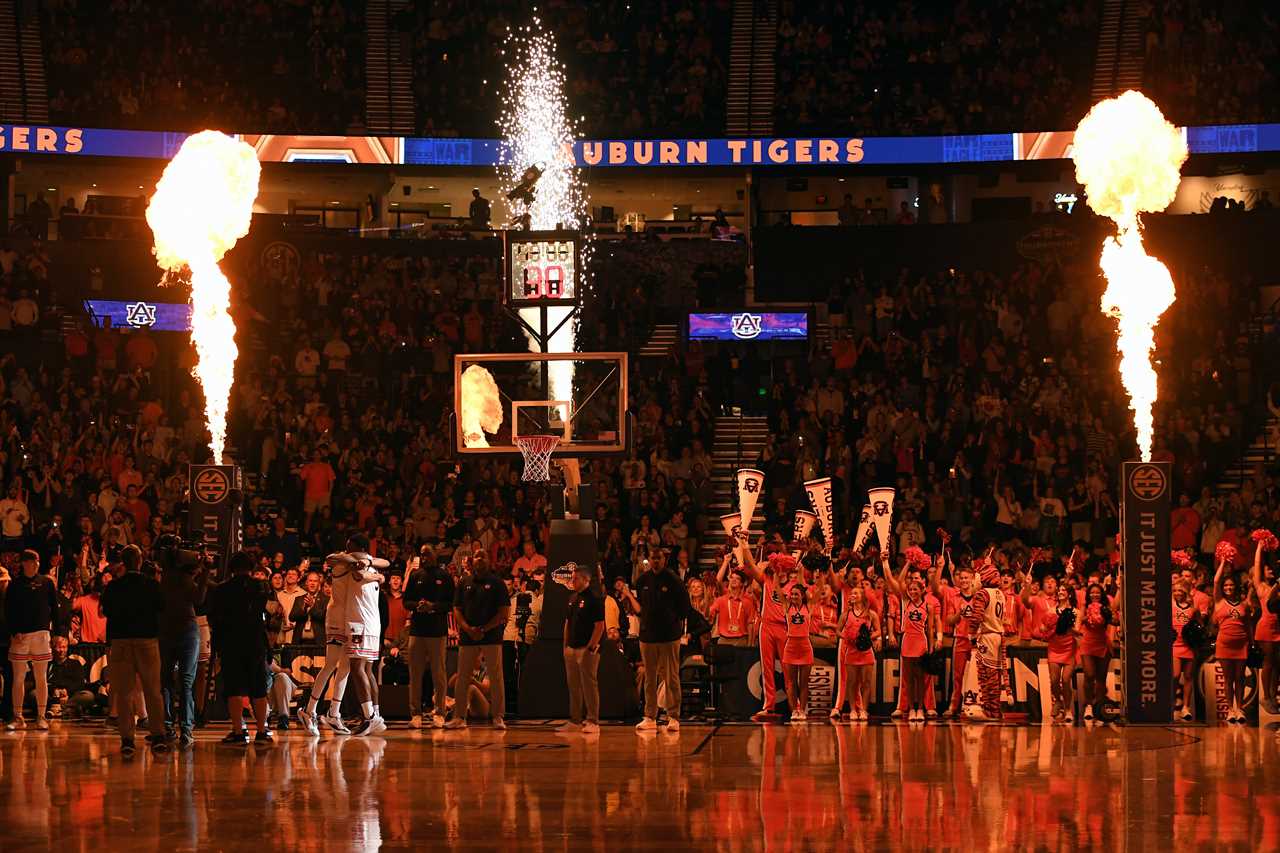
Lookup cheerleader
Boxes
[886,556,937,722]
[781,585,815,720]
[1036,583,1079,723]
[1078,583,1114,722]
[835,583,881,721]
[1171,579,1203,722]
[1213,555,1252,723]
[1249,539,1280,714]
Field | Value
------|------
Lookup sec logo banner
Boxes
[194,469,230,504]
[1127,464,1167,501]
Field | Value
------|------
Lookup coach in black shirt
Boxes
[403,548,455,727]
[207,551,272,745]
[562,564,605,732]
[446,553,509,730]
[99,545,167,753]
[621,552,689,732]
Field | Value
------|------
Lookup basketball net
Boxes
[515,434,561,482]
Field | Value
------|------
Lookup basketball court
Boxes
[4,722,1276,851]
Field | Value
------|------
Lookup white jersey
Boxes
[978,587,1006,636]
[325,570,351,636]
[344,554,382,633]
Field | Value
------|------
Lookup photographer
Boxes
[157,535,210,747]
[99,545,168,755]
[207,550,273,745]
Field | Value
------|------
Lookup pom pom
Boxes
[1215,541,1238,565]
[904,546,931,571]
[1055,608,1076,635]
[1170,550,1195,571]
[767,552,798,573]
[1251,529,1279,552]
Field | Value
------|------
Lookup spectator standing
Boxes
[157,537,209,747]
[446,553,510,730]
[5,550,56,730]
[559,563,605,734]
[26,191,52,240]
[468,188,491,229]
[621,553,689,732]
[0,484,30,549]
[99,545,168,754]
[299,450,336,529]
[207,551,273,745]
[403,550,455,728]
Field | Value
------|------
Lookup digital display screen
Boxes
[688,312,808,341]
[83,299,192,331]
[509,236,577,303]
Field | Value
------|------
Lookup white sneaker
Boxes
[635,717,658,732]
[1064,711,1074,724]
[556,721,582,732]
[925,709,938,719]
[321,714,351,735]
[858,709,868,721]
[355,716,386,737]
[431,714,446,729]
[442,718,468,730]
[409,714,423,729]
[665,718,680,732]
[1083,706,1095,722]
[6,718,24,730]
[36,718,49,731]
[581,721,600,734]
[298,708,320,736]
[890,708,903,718]
[492,718,506,731]
[828,707,842,720]
[1179,710,1193,723]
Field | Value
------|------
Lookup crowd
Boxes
[401,0,731,138]
[775,0,1100,135]
[40,0,365,133]
[0,219,1277,742]
[1143,0,1280,127]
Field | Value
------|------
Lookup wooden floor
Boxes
[3,719,1279,851]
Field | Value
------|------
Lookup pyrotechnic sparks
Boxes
[146,130,260,464]
[499,20,587,408]
[1072,91,1187,461]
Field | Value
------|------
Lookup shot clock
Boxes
[506,230,581,307]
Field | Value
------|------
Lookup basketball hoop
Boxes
[515,434,561,482]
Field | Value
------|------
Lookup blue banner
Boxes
[688,312,808,341]
[6,122,1280,167]
[84,299,192,331]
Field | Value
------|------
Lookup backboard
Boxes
[452,352,628,457]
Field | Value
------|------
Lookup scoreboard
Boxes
[507,230,581,307]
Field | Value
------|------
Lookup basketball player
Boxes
[739,544,799,721]
[5,550,56,730]
[963,559,1006,721]
[336,534,389,736]
[299,554,355,736]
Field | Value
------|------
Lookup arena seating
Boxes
[41,0,366,132]
[774,0,1101,135]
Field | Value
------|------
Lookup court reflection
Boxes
[2,724,1278,851]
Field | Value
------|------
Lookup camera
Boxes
[154,533,209,572]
